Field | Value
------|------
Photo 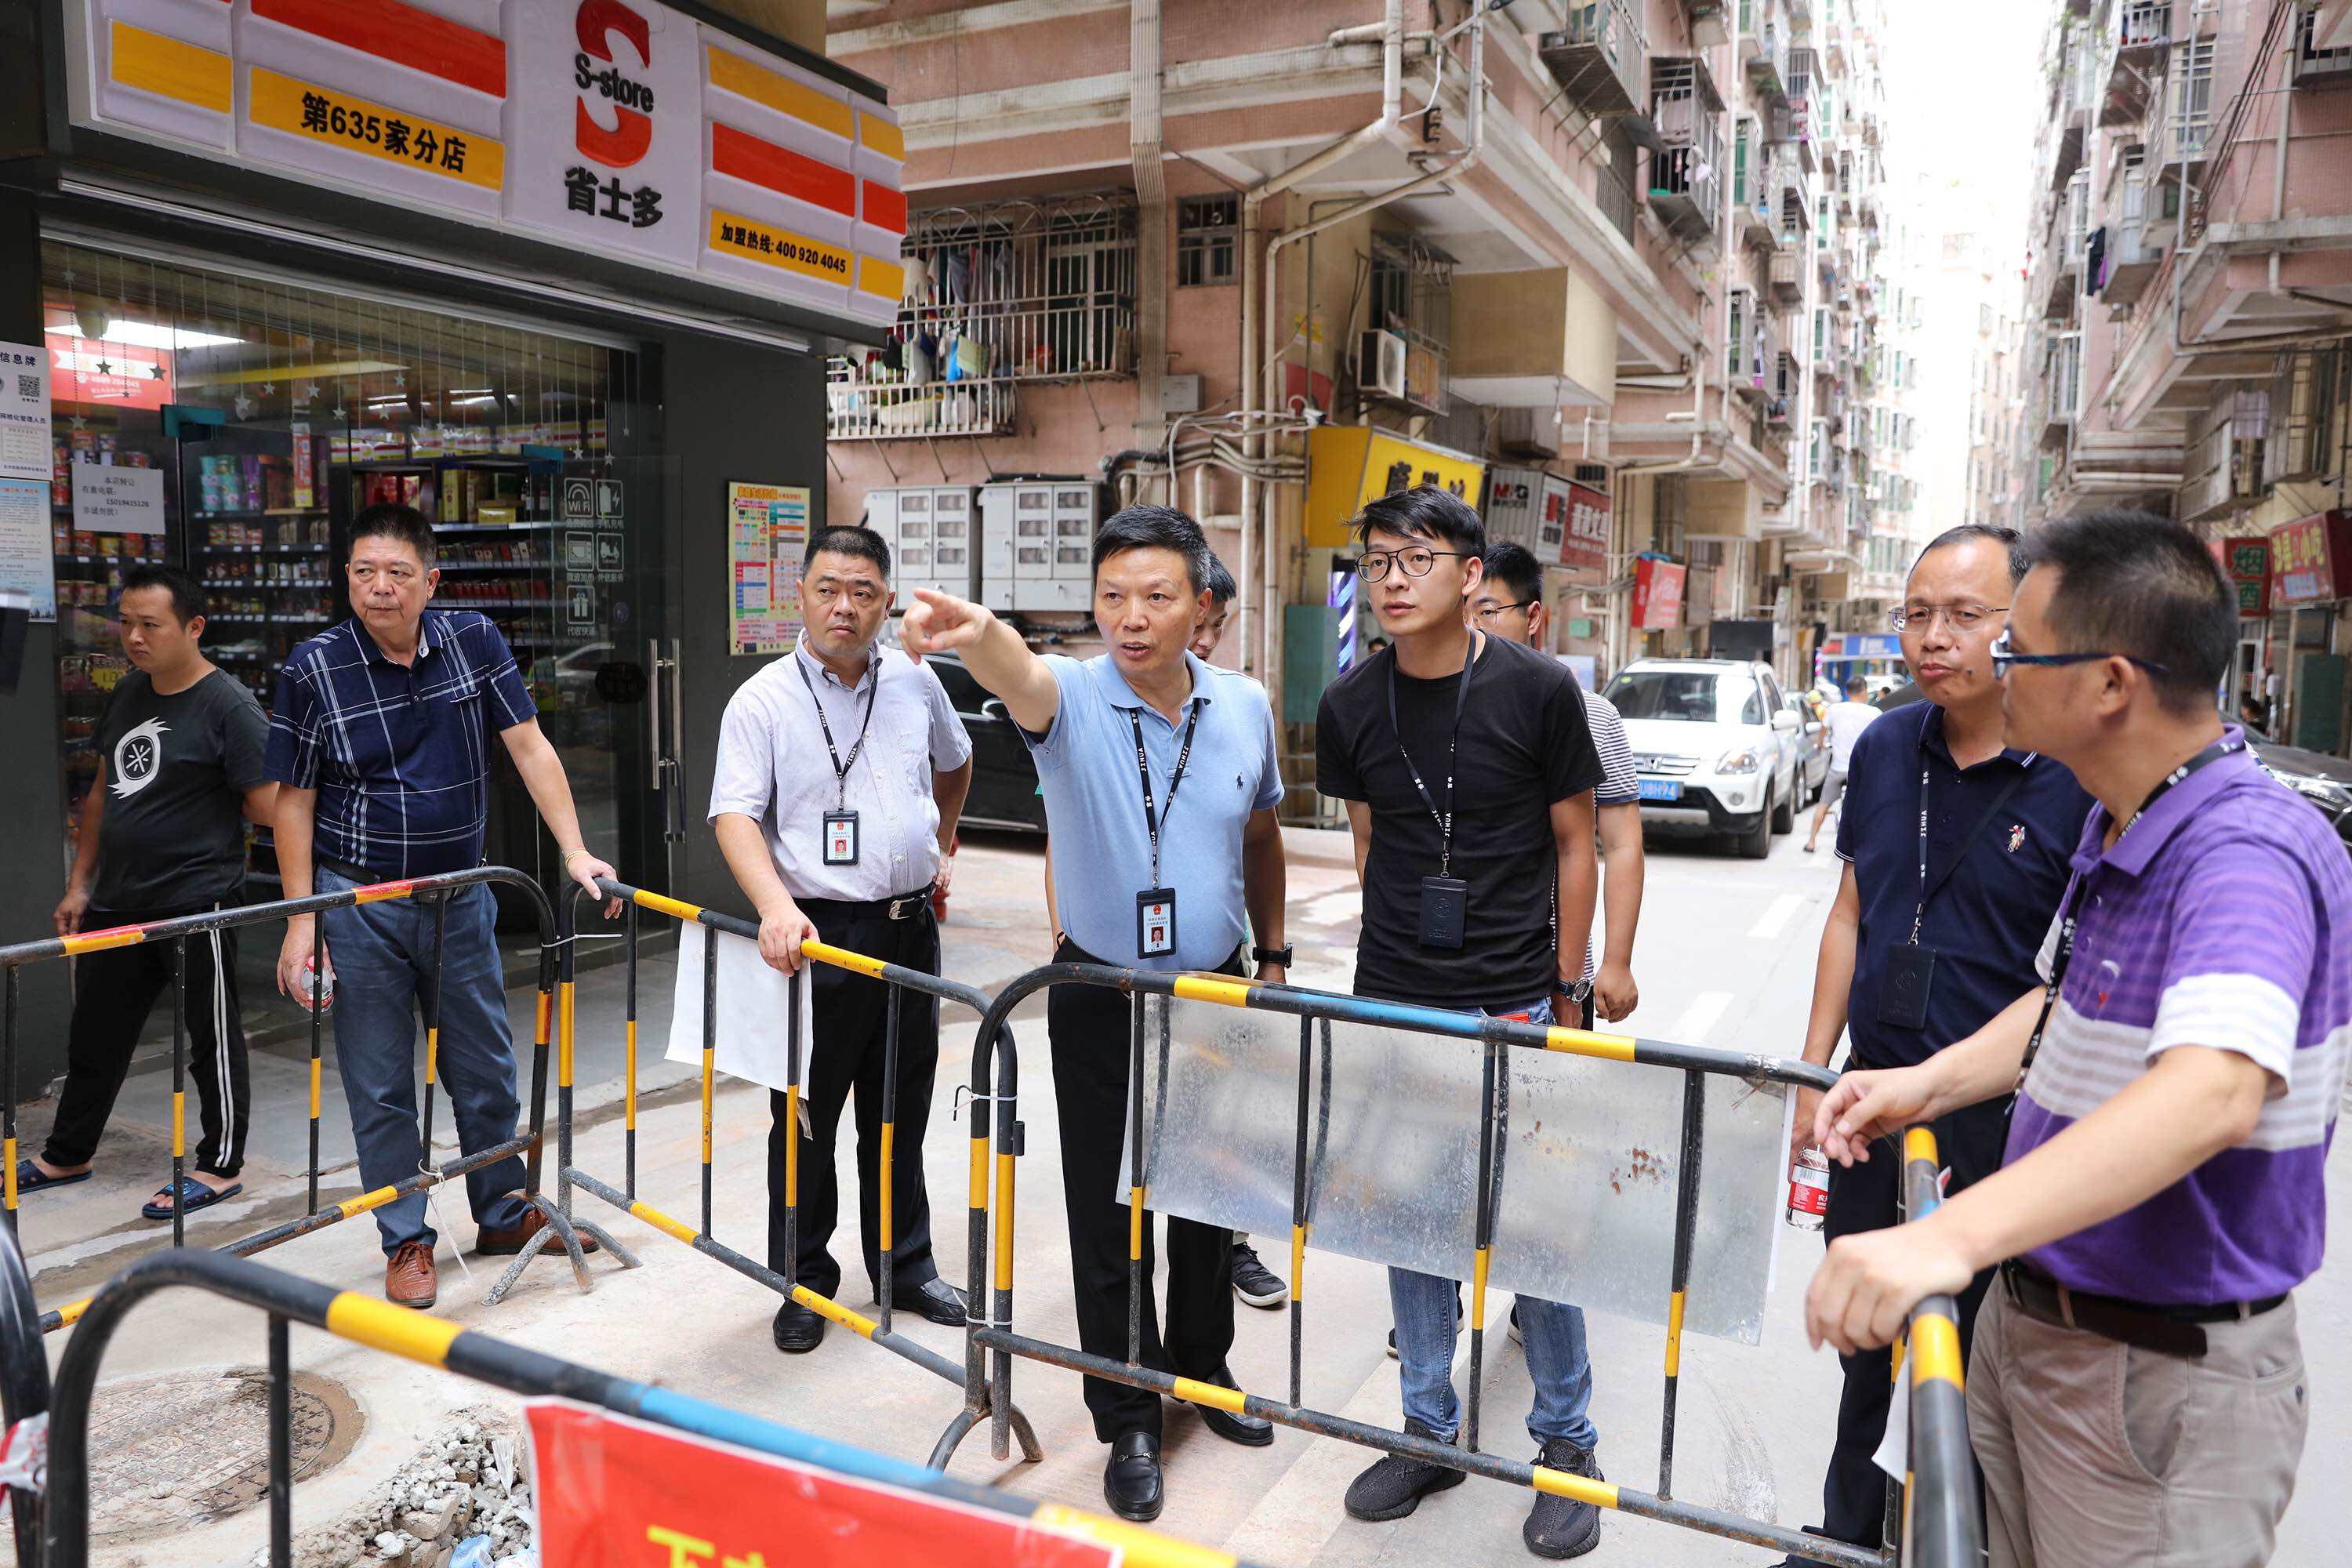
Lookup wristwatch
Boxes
[1250,943,1294,968]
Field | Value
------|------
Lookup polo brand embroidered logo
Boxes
[111,717,169,799]
[2007,824,2027,853]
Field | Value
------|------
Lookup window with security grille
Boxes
[1177,195,1238,287]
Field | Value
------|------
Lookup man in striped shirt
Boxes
[1474,542,1643,1024]
[1806,511,2344,1567]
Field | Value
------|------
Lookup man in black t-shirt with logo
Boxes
[1316,487,1609,1560]
[27,566,274,1221]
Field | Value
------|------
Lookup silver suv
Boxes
[1602,658,1806,858]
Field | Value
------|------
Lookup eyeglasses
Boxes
[1889,603,2006,633]
[1990,630,2171,680]
[1359,547,1474,583]
[1472,598,1537,623]
[348,564,423,586]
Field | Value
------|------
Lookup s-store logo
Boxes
[575,0,655,167]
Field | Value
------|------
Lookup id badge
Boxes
[1419,875,1468,949]
[822,809,861,866]
[1878,943,1939,1030]
[1136,887,1177,959]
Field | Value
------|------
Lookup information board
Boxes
[728,480,809,655]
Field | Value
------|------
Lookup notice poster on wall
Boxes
[728,481,810,655]
[0,339,49,484]
[0,479,56,621]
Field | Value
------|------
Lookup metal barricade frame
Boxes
[940,961,1980,1568]
[0,867,593,1333]
[499,878,1038,1453]
[15,1243,1234,1568]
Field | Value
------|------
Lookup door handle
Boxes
[645,637,665,791]
[663,638,686,844]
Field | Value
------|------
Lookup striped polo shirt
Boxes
[2006,731,2351,1304]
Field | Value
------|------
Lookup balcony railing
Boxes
[1647,56,1726,245]
[1539,0,1649,122]
[827,193,1137,441]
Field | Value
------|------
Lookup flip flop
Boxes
[140,1174,242,1221]
[13,1158,90,1194]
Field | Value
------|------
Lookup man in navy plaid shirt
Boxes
[267,503,615,1310]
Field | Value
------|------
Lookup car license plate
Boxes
[1639,779,1683,802]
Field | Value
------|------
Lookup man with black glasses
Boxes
[1776,524,2090,1566]
[1316,487,1606,1560]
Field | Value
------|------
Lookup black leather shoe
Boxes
[1103,1431,1164,1522]
[892,1276,968,1328]
[1194,1365,1274,1446]
[772,1299,825,1354]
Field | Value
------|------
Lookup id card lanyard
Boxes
[1387,637,1479,949]
[798,656,880,866]
[2001,736,2245,1141]
[1131,704,1201,958]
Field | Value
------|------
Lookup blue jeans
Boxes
[319,869,530,1254]
[1388,996,1599,1451]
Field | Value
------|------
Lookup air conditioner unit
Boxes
[1360,329,1409,401]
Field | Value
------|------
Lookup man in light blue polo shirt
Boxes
[902,503,1289,1523]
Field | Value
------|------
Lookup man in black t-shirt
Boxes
[1316,487,1610,1560]
[29,567,274,1221]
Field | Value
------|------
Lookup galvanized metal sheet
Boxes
[1123,994,1791,1344]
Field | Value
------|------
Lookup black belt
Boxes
[316,855,387,885]
[2001,1259,2285,1359]
[800,889,935,923]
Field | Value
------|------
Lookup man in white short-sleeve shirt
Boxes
[709,526,975,1355]
[1806,677,1882,854]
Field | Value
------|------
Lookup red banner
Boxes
[1561,482,1610,574]
[2221,535,2270,618]
[1632,557,1686,630]
[527,1403,1124,1568]
[2270,511,2352,607]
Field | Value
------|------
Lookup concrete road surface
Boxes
[16,822,2348,1565]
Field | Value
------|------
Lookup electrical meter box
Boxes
[862,486,981,601]
[981,480,1100,612]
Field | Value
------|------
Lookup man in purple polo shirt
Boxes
[1802,510,2344,1567]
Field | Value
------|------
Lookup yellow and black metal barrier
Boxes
[936,962,1981,1568]
[498,877,1038,1454]
[1896,1127,1980,1567]
[0,867,593,1334]
[12,1239,1241,1568]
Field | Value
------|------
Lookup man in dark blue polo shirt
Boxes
[1777,524,2093,1566]
[267,503,616,1311]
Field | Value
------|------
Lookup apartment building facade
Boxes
[2016,0,2352,750]
[822,0,1909,804]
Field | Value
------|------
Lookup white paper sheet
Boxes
[664,921,818,1096]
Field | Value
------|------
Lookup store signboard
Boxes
[1304,426,1485,549]
[1631,556,1686,631]
[1561,481,1610,574]
[66,0,906,330]
[2270,511,2352,607]
[2221,535,2270,618]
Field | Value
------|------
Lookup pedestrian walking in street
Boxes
[709,524,975,1352]
[900,504,1289,1523]
[1472,539,1644,1026]
[267,503,615,1311]
[1803,677,1882,855]
[1777,524,2092,1566]
[27,565,274,1218]
[1806,509,2344,1568]
[1316,488,1606,1560]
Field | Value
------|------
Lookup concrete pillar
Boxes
[699,0,826,57]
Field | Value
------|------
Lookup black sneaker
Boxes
[1342,1418,1467,1522]
[1232,1239,1288,1308]
[1509,1303,1523,1345]
[1523,1436,1604,1559]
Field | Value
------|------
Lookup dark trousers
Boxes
[45,904,250,1178]
[1803,1087,2009,1557]
[766,898,942,1301]
[1049,937,1240,1444]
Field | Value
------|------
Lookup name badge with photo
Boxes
[1137,887,1178,959]
[823,810,861,866]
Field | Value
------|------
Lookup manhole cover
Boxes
[87,1366,365,1544]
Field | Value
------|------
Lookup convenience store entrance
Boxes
[42,238,677,1003]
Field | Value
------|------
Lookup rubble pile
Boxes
[255,1407,535,1568]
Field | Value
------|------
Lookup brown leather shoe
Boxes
[386,1240,437,1310]
[474,1202,599,1257]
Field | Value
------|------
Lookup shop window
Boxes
[1177,195,1238,287]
